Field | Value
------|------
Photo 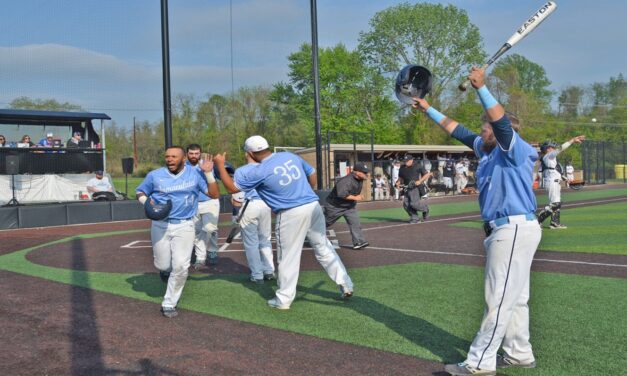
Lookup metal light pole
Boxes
[161,0,173,148]
[310,0,323,189]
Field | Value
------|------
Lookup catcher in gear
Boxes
[536,135,585,229]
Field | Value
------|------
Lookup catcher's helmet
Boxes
[395,65,433,104]
[144,199,172,221]
[540,140,559,153]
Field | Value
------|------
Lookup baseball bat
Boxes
[458,1,558,91]
[225,199,250,243]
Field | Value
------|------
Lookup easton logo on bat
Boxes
[517,2,556,35]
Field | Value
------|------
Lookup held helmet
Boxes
[144,199,172,221]
[395,65,433,104]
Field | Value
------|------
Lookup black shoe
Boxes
[352,242,369,250]
[263,273,276,281]
[161,306,178,318]
[159,271,170,283]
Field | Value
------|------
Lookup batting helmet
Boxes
[144,199,172,221]
[395,65,433,104]
[540,140,559,153]
[214,161,235,181]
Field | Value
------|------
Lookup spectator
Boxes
[38,133,55,147]
[324,162,370,250]
[565,161,575,185]
[374,174,388,200]
[442,160,455,195]
[0,135,6,147]
[20,135,35,147]
[454,159,468,194]
[391,160,401,200]
[87,171,115,201]
[66,132,82,148]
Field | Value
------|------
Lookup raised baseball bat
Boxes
[458,1,558,91]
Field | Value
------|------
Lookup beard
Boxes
[481,138,497,153]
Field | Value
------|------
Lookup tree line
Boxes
[8,3,626,175]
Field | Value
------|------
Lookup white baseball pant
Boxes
[544,179,561,204]
[193,199,220,262]
[455,175,468,193]
[465,217,541,371]
[443,177,453,189]
[273,201,353,306]
[151,219,195,309]
[240,199,275,279]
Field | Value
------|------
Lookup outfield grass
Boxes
[0,234,625,376]
[452,201,627,255]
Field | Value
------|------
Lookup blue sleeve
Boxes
[136,172,154,196]
[491,115,514,151]
[234,165,264,192]
[300,155,315,176]
[451,124,479,149]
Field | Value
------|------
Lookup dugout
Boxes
[292,143,474,199]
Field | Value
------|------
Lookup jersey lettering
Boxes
[273,159,302,186]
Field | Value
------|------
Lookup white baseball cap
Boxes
[244,135,269,152]
[46,132,54,137]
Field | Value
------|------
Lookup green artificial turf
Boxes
[453,201,627,255]
[1,237,625,376]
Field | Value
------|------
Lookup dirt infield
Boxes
[1,189,626,375]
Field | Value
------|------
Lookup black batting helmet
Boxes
[395,65,433,104]
[213,161,235,181]
[144,199,172,221]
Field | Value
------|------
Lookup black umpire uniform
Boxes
[398,156,430,223]
[325,163,369,250]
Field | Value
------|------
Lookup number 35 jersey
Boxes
[234,152,318,212]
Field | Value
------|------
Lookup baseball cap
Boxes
[402,154,413,161]
[244,135,269,152]
[46,132,54,137]
[95,170,103,175]
[353,163,370,174]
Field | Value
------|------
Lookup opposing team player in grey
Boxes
[414,67,542,375]
[213,135,353,310]
[137,146,220,318]
[536,135,585,229]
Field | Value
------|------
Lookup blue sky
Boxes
[0,0,624,127]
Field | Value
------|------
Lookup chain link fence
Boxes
[581,140,627,184]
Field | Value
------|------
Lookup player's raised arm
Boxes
[213,152,240,194]
[199,153,220,199]
[413,98,477,150]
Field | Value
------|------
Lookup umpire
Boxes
[324,163,370,249]
[397,155,432,223]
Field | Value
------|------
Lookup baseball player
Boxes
[454,159,467,194]
[442,160,455,195]
[213,135,353,310]
[536,136,585,229]
[414,66,542,375]
[186,144,221,267]
[234,153,276,284]
[391,160,401,200]
[136,146,220,318]
[324,162,370,249]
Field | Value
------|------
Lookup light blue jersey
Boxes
[473,132,538,221]
[137,166,208,220]
[234,152,318,212]
[185,161,211,202]
[234,163,262,201]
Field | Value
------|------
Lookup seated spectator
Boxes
[38,133,55,147]
[66,132,82,148]
[0,135,6,147]
[20,135,35,147]
[87,171,115,201]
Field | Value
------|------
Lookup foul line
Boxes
[367,246,627,268]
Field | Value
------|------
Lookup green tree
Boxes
[357,2,485,102]
[490,54,552,105]
[9,96,84,111]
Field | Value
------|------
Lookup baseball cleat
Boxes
[549,223,567,229]
[339,284,353,299]
[207,252,218,265]
[263,273,276,281]
[249,276,264,284]
[496,354,536,369]
[159,271,170,283]
[161,306,178,318]
[352,242,369,250]
[267,298,290,310]
[192,261,205,271]
[443,362,495,375]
